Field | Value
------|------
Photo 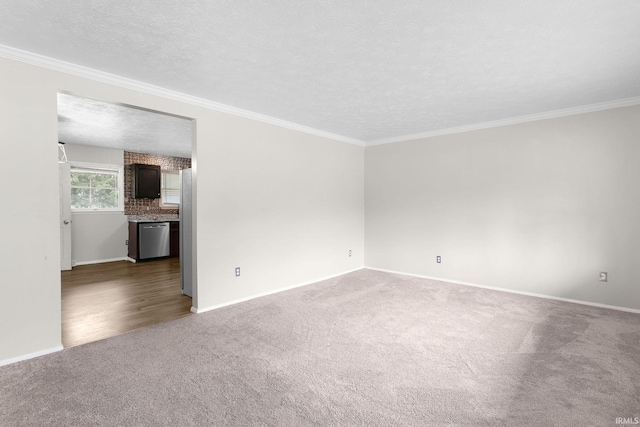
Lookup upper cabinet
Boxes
[133,164,161,199]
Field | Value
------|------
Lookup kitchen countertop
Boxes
[128,215,179,223]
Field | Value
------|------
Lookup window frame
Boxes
[160,169,181,209]
[69,162,125,213]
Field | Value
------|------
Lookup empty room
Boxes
[1,2,639,426]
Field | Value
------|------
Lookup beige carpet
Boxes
[1,269,639,426]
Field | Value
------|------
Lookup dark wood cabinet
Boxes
[170,221,179,258]
[132,164,161,199]
[128,222,138,260]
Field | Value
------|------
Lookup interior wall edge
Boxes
[193,267,365,314]
[72,257,130,267]
[365,96,640,146]
[364,267,640,314]
[0,346,64,368]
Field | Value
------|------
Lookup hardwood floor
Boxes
[61,258,192,348]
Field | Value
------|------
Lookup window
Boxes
[70,163,124,211]
[160,170,181,208]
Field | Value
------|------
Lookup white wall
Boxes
[69,213,128,264]
[200,117,364,309]
[365,105,640,310]
[0,56,365,363]
[0,58,61,362]
[64,144,128,264]
[64,143,124,165]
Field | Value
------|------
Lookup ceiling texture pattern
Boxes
[2,1,640,150]
[57,94,194,158]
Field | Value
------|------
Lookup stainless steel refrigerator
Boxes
[179,168,193,297]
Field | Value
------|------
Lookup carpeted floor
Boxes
[1,269,639,426]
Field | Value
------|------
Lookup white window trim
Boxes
[160,169,180,209]
[69,161,125,213]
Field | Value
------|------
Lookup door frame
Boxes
[56,92,199,311]
[59,162,72,271]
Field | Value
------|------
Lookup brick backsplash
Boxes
[124,151,191,216]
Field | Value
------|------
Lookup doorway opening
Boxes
[57,92,197,347]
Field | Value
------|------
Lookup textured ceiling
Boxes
[2,1,640,145]
[58,94,193,158]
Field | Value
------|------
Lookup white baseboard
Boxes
[73,257,129,266]
[125,257,137,263]
[193,267,364,314]
[365,267,640,315]
[0,345,64,367]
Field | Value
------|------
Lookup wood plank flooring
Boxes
[61,258,192,348]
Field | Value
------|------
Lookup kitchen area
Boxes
[59,146,194,348]
[125,160,193,298]
[58,93,196,348]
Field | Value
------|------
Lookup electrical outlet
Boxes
[125,240,129,245]
[599,272,607,282]
[349,249,352,257]
[235,267,241,277]
[437,256,441,263]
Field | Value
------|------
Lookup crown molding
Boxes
[3,43,638,149]
[0,44,365,147]
[366,96,640,146]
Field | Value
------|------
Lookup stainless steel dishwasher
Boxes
[138,222,171,260]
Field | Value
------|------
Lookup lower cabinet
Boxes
[170,221,179,258]
[128,221,179,261]
[128,222,138,260]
